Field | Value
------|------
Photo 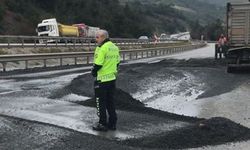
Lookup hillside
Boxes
[120,0,226,25]
[199,0,249,6]
[0,0,229,40]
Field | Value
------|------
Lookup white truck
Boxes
[36,18,100,42]
[170,32,191,40]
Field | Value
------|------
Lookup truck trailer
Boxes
[170,32,191,41]
[37,18,100,41]
[226,2,250,72]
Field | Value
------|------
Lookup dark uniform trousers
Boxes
[94,80,117,126]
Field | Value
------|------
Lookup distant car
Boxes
[159,33,170,41]
[138,36,149,43]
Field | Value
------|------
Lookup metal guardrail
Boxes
[0,35,187,49]
[0,43,206,72]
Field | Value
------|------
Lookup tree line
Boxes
[1,0,225,40]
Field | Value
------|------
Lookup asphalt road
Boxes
[0,43,250,149]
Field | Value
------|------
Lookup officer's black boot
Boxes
[92,123,108,132]
[107,123,116,131]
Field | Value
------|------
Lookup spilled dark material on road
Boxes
[1,58,249,149]
[0,115,134,150]
[122,117,250,149]
[61,58,250,149]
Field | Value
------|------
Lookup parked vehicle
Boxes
[36,18,100,43]
[170,32,191,40]
[224,2,250,72]
[159,33,170,41]
[138,36,149,43]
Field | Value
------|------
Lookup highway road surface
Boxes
[0,43,250,150]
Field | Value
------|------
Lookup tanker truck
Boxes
[225,2,250,72]
[36,18,100,42]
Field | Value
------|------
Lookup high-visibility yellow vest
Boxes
[94,41,120,82]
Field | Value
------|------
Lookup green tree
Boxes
[190,20,202,39]
[205,19,224,40]
[0,4,6,33]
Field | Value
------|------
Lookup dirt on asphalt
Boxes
[0,115,135,150]
[0,57,250,149]
[122,117,250,149]
[50,58,250,149]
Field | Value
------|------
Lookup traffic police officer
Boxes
[91,30,120,131]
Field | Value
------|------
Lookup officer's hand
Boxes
[91,68,97,77]
[114,72,118,77]
[117,64,120,72]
